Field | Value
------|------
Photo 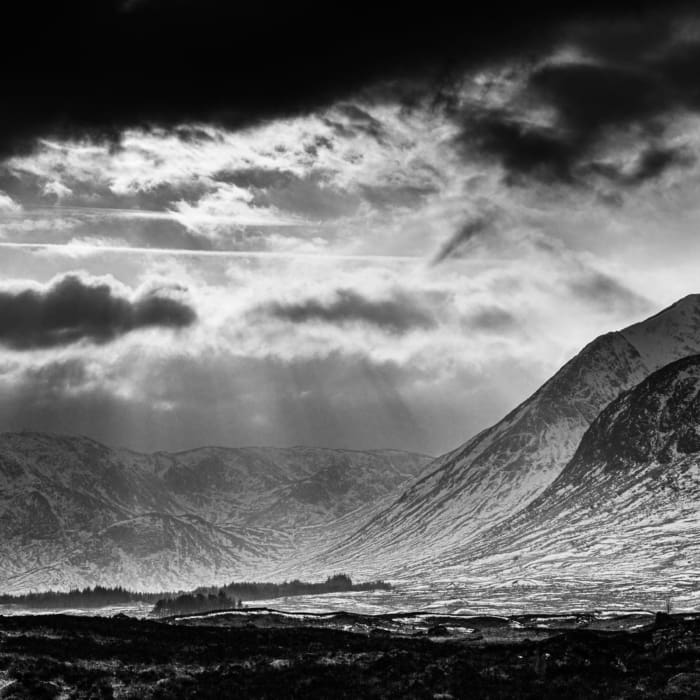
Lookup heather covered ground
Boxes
[0,609,699,698]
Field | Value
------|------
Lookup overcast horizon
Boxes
[2,2,700,454]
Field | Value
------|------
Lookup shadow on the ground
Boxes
[0,610,699,698]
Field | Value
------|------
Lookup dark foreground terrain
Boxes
[0,609,699,698]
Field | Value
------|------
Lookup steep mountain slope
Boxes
[0,433,430,592]
[450,354,700,587]
[293,295,700,579]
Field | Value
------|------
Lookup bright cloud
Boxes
[1,52,700,454]
[0,191,21,214]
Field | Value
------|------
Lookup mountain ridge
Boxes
[0,434,430,592]
[282,296,700,581]
[4,295,700,599]
[448,353,700,589]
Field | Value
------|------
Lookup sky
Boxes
[1,1,700,454]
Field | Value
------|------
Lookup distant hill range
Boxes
[3,295,700,599]
[0,437,429,592]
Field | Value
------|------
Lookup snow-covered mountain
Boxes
[293,295,700,579]
[0,434,430,592]
[450,353,700,588]
[4,295,700,597]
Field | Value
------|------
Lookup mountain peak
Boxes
[456,351,700,588]
[575,353,700,470]
[622,294,700,371]
[294,294,700,581]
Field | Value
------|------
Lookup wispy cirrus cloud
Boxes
[168,182,304,234]
[0,99,460,256]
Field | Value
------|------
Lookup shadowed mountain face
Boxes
[290,295,700,580]
[0,435,430,593]
[452,354,700,585]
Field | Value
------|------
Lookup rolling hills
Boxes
[0,435,430,592]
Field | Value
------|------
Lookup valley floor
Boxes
[3,577,698,620]
[0,609,699,698]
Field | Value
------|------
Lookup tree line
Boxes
[151,590,242,616]
[209,573,390,602]
[0,585,162,609]
[152,574,392,616]
[0,574,391,614]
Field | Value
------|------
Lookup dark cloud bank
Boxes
[1,1,695,159]
[453,6,700,187]
[265,289,436,334]
[0,275,195,349]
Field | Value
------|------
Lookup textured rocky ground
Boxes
[0,610,699,698]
